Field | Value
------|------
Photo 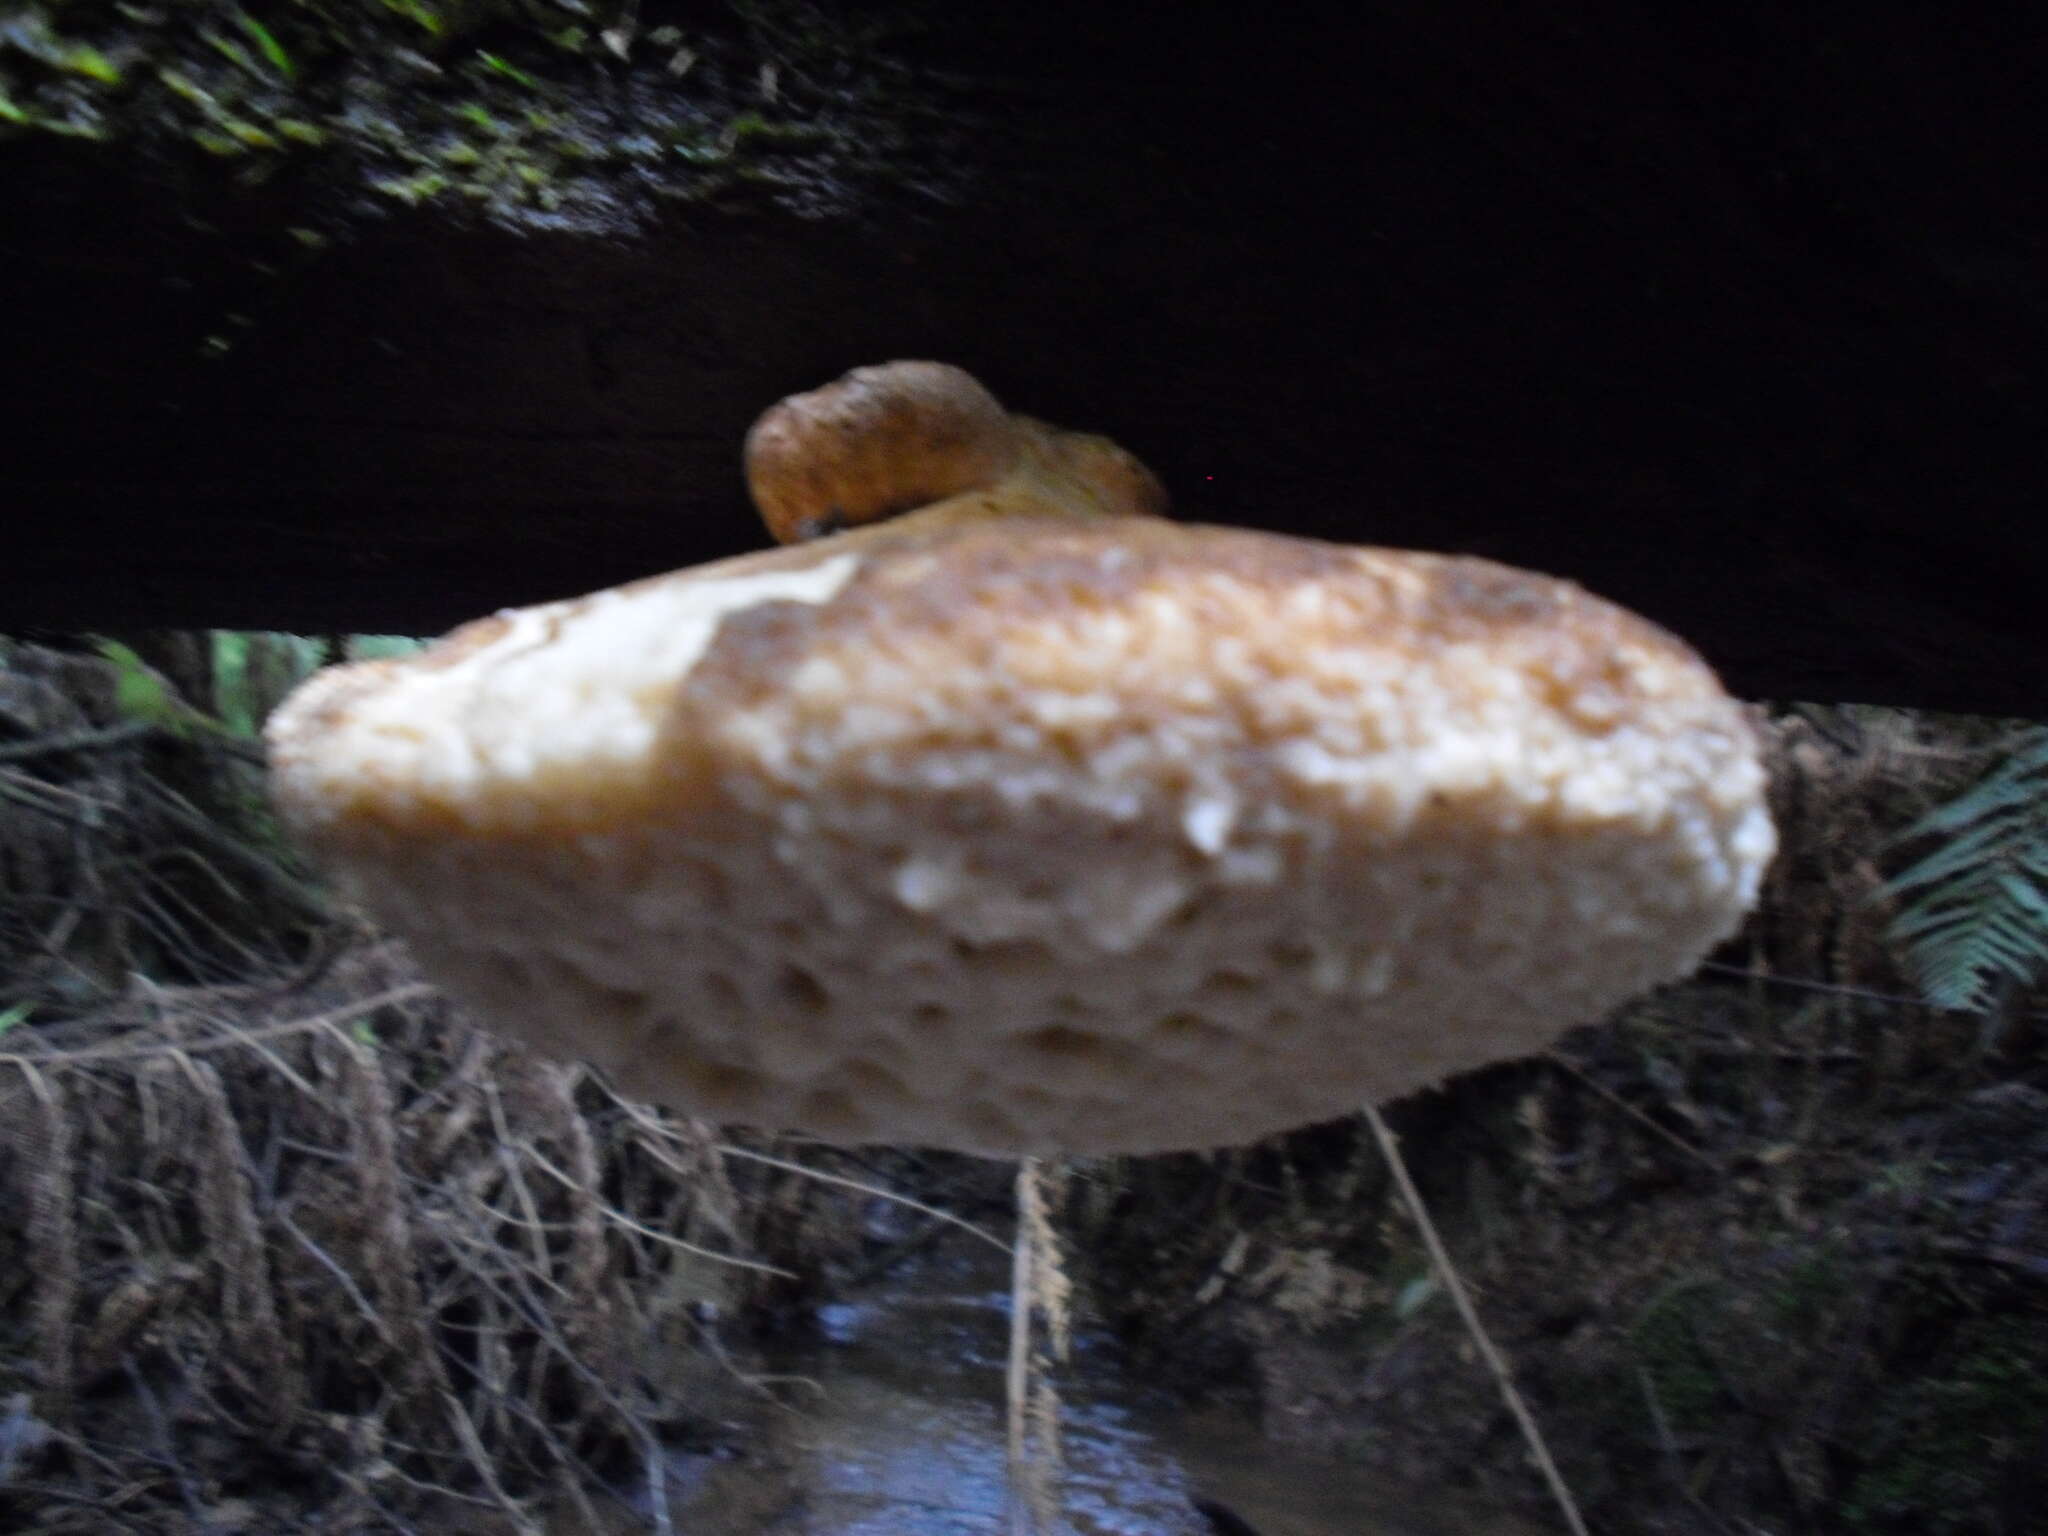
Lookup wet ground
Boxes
[568,1237,1542,1536]
[754,1267,1209,1535]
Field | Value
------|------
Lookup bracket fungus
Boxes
[267,361,1775,1157]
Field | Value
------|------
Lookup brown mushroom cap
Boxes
[745,361,1023,543]
[268,476,1774,1155]
[744,361,1169,542]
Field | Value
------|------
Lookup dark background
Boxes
[7,2,2044,716]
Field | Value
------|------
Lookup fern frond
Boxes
[1880,726,2048,1012]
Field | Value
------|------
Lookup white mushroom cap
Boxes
[267,367,1774,1157]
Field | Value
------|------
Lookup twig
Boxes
[1547,1052,1720,1170]
[134,847,280,972]
[1637,1366,1688,1495]
[135,775,333,925]
[123,1358,207,1526]
[274,1206,393,1343]
[364,1440,525,1509]
[677,1305,826,1407]
[838,1210,966,1289]
[131,974,323,1098]
[1363,1103,1591,1536]
[518,1142,796,1278]
[361,1491,428,1536]
[447,1247,678,1535]
[1006,1156,1037,1536]
[643,1436,675,1536]
[0,719,157,763]
[0,982,433,1068]
[713,1140,1010,1254]
[1635,1367,1741,1534]
[438,1388,539,1536]
[0,766,119,816]
[1695,960,2048,1023]
[0,1482,156,1533]
[19,1064,78,1421]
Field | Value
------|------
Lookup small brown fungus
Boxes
[267,363,1774,1157]
[744,360,1024,543]
[744,359,1168,543]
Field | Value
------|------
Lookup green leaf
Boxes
[204,31,264,80]
[348,635,426,661]
[382,0,446,37]
[372,170,449,204]
[0,1002,31,1038]
[477,51,539,90]
[1880,727,2048,1012]
[64,46,122,85]
[236,12,295,80]
[224,116,280,150]
[96,639,191,738]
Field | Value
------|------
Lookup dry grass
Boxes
[0,639,914,1531]
[0,642,329,1010]
[0,942,833,1532]
[0,657,1002,1531]
[1004,1157,1072,1536]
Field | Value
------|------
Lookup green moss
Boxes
[728,112,832,155]
[1,1,952,224]
[671,134,730,165]
[372,170,449,204]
